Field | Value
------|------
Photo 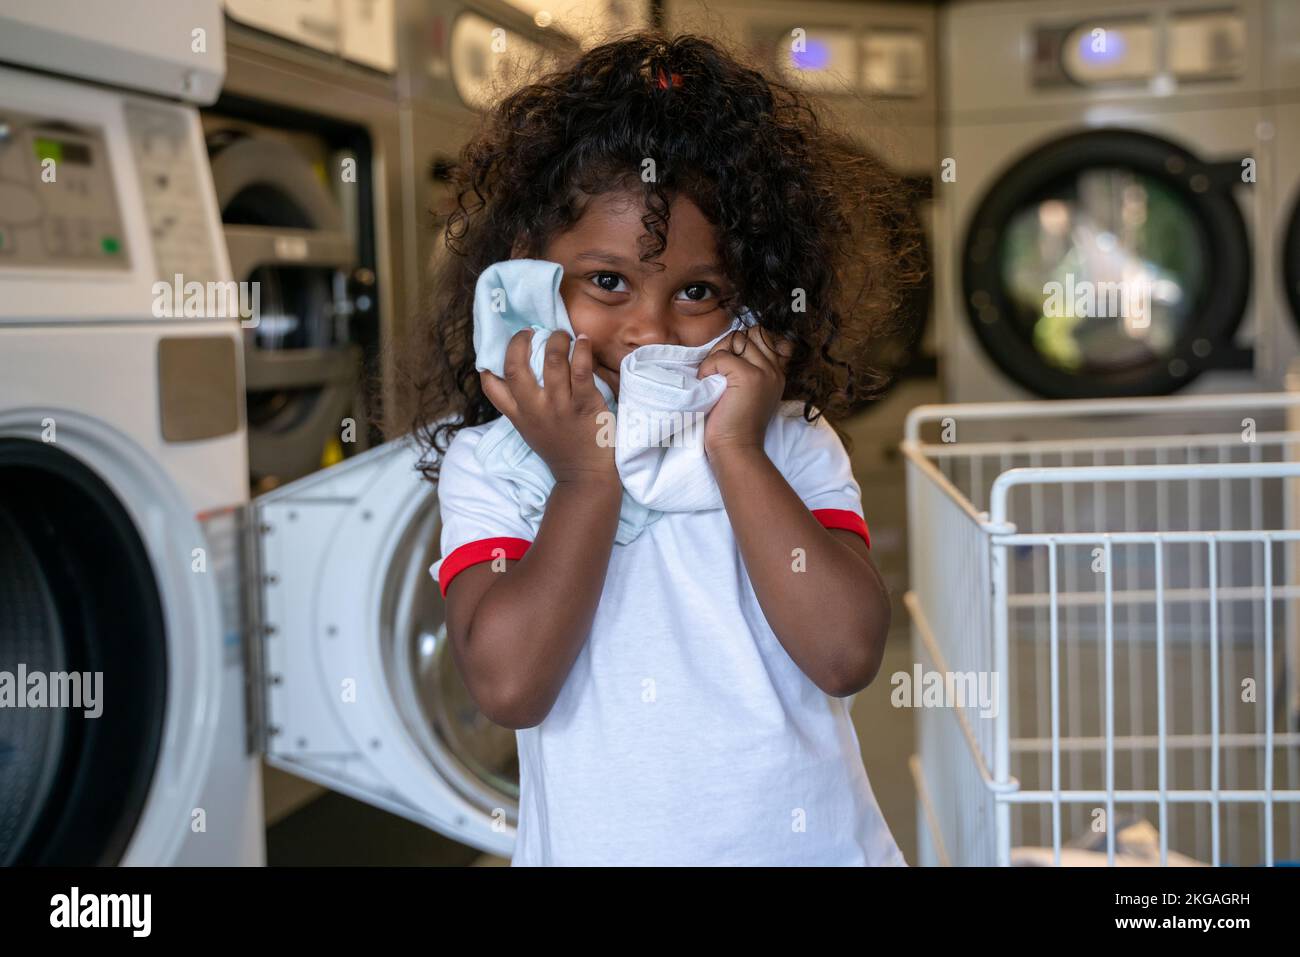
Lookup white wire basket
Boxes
[903,392,1300,867]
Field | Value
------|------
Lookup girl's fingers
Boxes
[697,347,748,381]
[761,328,796,369]
[542,329,573,400]
[480,370,519,419]
[704,330,744,360]
[569,333,600,399]
[502,328,541,401]
[740,327,793,373]
[707,329,776,374]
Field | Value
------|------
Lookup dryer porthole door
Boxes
[962,129,1250,398]
[0,422,227,868]
[0,439,165,865]
[254,437,517,858]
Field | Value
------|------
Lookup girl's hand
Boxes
[696,327,794,458]
[479,329,618,486]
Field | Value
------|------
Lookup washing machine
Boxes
[939,0,1274,407]
[663,0,940,635]
[208,4,407,489]
[0,3,261,865]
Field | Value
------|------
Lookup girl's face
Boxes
[534,189,737,397]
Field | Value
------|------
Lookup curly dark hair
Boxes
[397,30,926,482]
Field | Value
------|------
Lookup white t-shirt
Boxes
[430,400,906,866]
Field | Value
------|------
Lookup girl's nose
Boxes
[622,304,677,348]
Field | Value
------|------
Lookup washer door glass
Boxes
[999,168,1205,375]
[0,439,167,865]
[381,496,519,819]
[964,130,1249,398]
[242,263,346,436]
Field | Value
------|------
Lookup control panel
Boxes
[0,60,231,321]
[1035,9,1247,88]
[0,109,130,270]
[125,100,221,284]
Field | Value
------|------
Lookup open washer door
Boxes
[251,438,517,856]
[962,129,1252,398]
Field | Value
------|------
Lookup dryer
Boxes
[938,0,1273,405]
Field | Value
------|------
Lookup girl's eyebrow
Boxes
[574,250,631,267]
[575,250,725,277]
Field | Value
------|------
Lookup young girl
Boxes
[405,33,923,866]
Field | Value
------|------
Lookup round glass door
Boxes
[380,495,519,822]
[963,130,1249,398]
[0,439,168,865]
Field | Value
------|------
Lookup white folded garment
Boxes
[471,258,752,543]
[1011,817,1208,867]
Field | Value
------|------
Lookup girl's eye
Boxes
[590,272,628,293]
[678,283,717,302]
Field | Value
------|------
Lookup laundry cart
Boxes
[903,393,1300,866]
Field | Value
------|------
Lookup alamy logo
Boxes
[0,664,102,718]
[49,887,150,937]
[152,274,260,326]
[890,665,1000,719]
[619,409,706,449]
[1042,273,1152,330]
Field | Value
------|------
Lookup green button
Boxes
[34,138,62,164]
[101,235,120,255]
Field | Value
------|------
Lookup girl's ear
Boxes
[509,236,529,259]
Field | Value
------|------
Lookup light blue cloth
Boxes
[472,258,749,544]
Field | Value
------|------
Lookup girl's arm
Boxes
[443,329,620,729]
[698,329,891,697]
[709,445,891,696]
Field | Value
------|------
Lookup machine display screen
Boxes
[33,137,92,165]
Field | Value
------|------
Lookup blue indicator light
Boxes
[1079,29,1127,64]
[792,39,831,71]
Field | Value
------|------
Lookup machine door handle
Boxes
[224,225,355,279]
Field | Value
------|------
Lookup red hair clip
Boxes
[655,66,683,89]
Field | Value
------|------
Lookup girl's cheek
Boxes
[565,299,608,345]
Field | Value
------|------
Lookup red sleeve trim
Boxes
[811,508,871,549]
[437,537,532,597]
